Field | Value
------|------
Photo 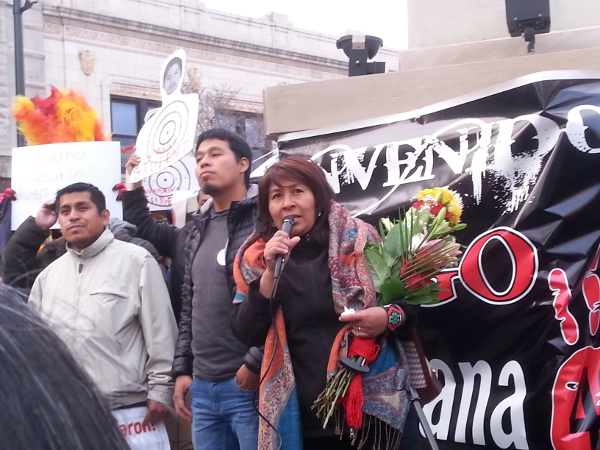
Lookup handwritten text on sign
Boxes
[10,141,123,230]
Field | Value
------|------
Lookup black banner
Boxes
[277,73,600,450]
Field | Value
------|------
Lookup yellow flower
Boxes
[417,187,462,226]
[416,188,435,202]
[417,187,453,205]
[446,200,462,225]
[439,189,456,205]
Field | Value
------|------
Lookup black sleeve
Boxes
[121,187,180,258]
[172,253,194,379]
[1,217,49,289]
[243,346,264,374]
[231,279,280,348]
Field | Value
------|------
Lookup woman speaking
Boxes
[232,157,421,450]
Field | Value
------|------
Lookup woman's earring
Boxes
[317,212,322,217]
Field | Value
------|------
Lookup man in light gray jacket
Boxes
[29,182,177,426]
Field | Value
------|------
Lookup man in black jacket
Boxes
[123,129,260,450]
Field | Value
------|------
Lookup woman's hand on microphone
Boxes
[263,230,300,273]
[259,230,300,297]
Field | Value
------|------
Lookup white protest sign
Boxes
[130,49,199,183]
[112,405,170,450]
[10,141,123,230]
[142,153,200,211]
[171,189,199,228]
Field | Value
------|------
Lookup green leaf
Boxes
[428,207,446,236]
[381,277,406,305]
[396,219,411,257]
[406,209,424,236]
[378,220,387,240]
[429,285,443,292]
[404,294,439,305]
[372,242,395,268]
[436,206,447,221]
[401,219,411,255]
[364,247,391,292]
[383,250,396,268]
[391,259,402,278]
[384,223,401,257]
[406,284,432,296]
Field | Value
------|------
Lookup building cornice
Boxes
[42,5,347,74]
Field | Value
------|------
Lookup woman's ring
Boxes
[357,326,362,331]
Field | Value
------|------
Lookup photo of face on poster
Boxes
[161,51,185,97]
[130,49,199,186]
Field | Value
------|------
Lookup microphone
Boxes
[274,216,295,279]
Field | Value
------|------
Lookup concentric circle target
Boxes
[144,159,194,208]
[147,101,190,162]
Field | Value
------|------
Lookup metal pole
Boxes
[408,387,440,450]
[397,368,440,450]
[13,0,35,148]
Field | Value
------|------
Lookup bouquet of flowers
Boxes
[313,187,466,435]
[366,186,466,306]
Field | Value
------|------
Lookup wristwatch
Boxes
[383,304,404,332]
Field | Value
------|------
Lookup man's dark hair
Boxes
[196,128,253,187]
[55,182,106,213]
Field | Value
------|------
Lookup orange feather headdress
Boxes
[11,86,108,145]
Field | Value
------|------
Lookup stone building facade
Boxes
[0,0,401,184]
[5,0,597,183]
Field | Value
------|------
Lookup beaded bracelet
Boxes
[383,304,404,332]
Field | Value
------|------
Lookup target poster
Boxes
[277,71,600,450]
[10,141,123,230]
[142,153,200,211]
[130,49,199,183]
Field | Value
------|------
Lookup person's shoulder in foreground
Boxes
[0,284,129,450]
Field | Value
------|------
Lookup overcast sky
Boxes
[202,0,408,50]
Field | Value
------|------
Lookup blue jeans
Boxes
[189,376,259,450]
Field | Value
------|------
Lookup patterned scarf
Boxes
[234,202,421,449]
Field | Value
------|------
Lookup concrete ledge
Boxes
[264,46,600,137]
[401,26,600,70]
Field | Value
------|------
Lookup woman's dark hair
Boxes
[256,156,335,245]
[0,286,129,449]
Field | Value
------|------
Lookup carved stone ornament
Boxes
[45,24,341,81]
[187,67,201,91]
[78,50,95,75]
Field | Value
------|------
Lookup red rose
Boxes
[399,260,429,290]
[429,202,443,216]
[405,273,429,290]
